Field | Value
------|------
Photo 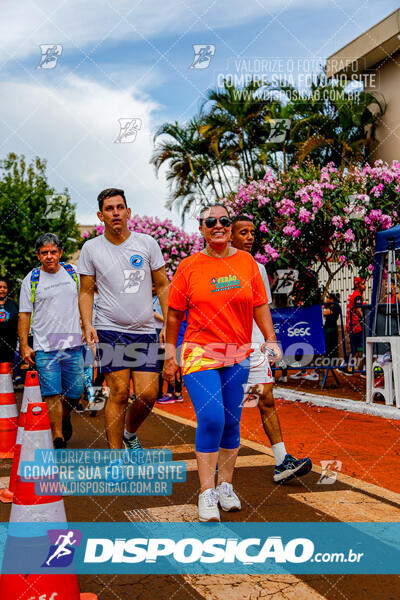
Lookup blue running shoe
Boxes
[123,433,142,451]
[273,454,312,484]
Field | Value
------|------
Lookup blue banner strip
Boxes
[1,522,399,574]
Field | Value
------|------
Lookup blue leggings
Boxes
[183,360,250,453]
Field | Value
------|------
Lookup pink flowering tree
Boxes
[224,160,400,304]
[81,215,203,279]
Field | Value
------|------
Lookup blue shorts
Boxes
[96,330,161,374]
[35,346,84,399]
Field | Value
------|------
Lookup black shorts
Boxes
[96,330,161,374]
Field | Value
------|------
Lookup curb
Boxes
[273,386,400,420]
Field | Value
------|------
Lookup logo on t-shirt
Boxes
[130,254,144,268]
[121,269,145,294]
[211,275,241,293]
[0,309,9,322]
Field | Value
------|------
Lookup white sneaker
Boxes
[290,371,303,379]
[216,482,241,512]
[198,488,220,522]
[303,372,319,381]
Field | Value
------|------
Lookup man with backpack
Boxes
[18,233,84,448]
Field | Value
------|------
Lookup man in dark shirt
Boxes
[346,277,366,371]
[0,279,18,365]
[323,293,340,360]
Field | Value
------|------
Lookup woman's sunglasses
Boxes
[199,216,232,228]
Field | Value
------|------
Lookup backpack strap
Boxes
[60,262,79,290]
[30,267,41,304]
[30,263,79,304]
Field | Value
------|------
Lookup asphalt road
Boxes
[1,389,399,599]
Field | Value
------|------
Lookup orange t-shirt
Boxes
[168,249,268,375]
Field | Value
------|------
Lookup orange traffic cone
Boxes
[1,371,42,503]
[0,403,97,599]
[0,362,18,458]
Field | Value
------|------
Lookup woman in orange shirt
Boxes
[163,204,280,522]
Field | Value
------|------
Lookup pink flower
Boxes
[259,221,269,233]
[263,244,280,261]
[344,228,355,243]
[254,252,268,264]
[277,198,296,216]
[283,222,301,238]
[82,231,90,239]
[332,216,343,229]
[298,208,311,223]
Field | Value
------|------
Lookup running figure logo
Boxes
[317,460,342,484]
[120,269,145,294]
[42,529,82,567]
[190,45,215,69]
[115,118,142,143]
[37,45,63,69]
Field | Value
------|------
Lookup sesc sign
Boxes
[270,306,325,357]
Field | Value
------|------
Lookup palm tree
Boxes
[200,79,274,180]
[152,76,385,219]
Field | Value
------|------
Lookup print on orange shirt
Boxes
[211,274,241,292]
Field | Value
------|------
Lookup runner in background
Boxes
[158,314,186,404]
[0,278,19,371]
[230,215,312,484]
[78,188,169,450]
[18,233,84,448]
[152,282,165,400]
[346,276,366,373]
[164,204,280,522]
[86,283,108,414]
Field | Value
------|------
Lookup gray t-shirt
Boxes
[19,265,81,352]
[77,232,165,333]
[252,262,273,345]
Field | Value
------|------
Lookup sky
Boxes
[1,0,399,232]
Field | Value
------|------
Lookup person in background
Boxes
[18,233,84,448]
[323,292,340,362]
[157,314,186,404]
[231,215,311,484]
[0,279,19,371]
[346,276,366,373]
[152,282,165,399]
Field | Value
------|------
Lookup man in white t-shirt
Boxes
[18,233,84,449]
[231,216,312,484]
[78,188,169,450]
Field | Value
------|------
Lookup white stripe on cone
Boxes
[15,426,24,445]
[10,499,67,524]
[0,404,18,418]
[0,373,14,393]
[22,387,43,411]
[17,429,54,473]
